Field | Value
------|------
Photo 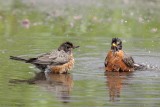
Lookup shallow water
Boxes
[1,36,160,107]
[0,0,160,107]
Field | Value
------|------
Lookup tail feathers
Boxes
[134,63,147,71]
[10,56,28,62]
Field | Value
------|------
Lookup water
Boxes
[0,0,160,107]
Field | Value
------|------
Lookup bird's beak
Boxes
[73,46,80,49]
[112,43,117,47]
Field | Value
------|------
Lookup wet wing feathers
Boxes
[32,50,70,65]
[122,54,134,67]
[104,55,108,67]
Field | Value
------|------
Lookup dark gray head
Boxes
[111,38,122,52]
[58,41,79,53]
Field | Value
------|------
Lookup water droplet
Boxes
[148,51,151,53]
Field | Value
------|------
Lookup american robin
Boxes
[10,41,79,74]
[104,38,144,72]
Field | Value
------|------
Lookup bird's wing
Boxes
[104,55,108,67]
[104,51,112,67]
[25,52,50,63]
[33,50,70,65]
[122,53,135,67]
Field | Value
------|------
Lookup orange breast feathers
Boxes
[105,50,133,72]
[50,56,75,74]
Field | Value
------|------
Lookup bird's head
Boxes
[111,38,122,52]
[58,41,79,53]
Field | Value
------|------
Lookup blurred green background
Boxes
[0,0,160,37]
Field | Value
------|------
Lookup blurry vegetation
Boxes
[0,0,160,38]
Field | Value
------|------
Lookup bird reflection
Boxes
[105,71,132,102]
[45,72,73,103]
[9,72,73,103]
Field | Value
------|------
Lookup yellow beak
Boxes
[112,43,117,47]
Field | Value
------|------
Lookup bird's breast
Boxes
[49,57,75,74]
[105,50,133,72]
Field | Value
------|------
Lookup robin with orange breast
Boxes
[10,41,79,74]
[105,38,144,72]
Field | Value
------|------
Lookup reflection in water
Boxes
[105,71,132,102]
[9,72,73,103]
[45,72,73,103]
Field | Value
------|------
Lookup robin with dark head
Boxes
[10,41,79,74]
[104,38,144,72]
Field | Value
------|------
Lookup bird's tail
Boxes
[10,56,28,62]
[134,63,147,71]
